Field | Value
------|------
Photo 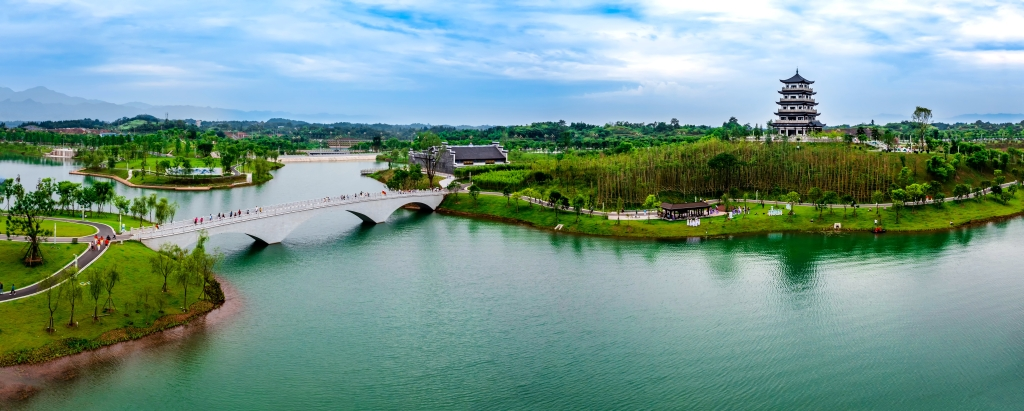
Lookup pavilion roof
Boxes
[780,70,814,84]
[661,201,712,211]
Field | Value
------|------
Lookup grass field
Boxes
[1,218,97,238]
[50,211,149,231]
[0,242,87,288]
[440,191,1024,238]
[0,242,189,356]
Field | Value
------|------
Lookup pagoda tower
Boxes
[771,70,824,137]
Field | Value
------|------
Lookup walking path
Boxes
[473,181,1018,220]
[0,219,120,303]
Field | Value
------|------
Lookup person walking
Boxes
[10,284,15,295]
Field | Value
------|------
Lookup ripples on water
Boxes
[3,159,1024,410]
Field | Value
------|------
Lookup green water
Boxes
[3,159,1024,409]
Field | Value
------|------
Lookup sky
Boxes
[1,0,1023,126]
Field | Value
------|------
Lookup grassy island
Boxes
[440,191,1024,238]
[0,241,225,366]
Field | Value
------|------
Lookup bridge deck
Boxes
[131,190,445,241]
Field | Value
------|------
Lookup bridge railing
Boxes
[130,189,445,239]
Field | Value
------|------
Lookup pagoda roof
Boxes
[776,101,818,106]
[780,70,814,84]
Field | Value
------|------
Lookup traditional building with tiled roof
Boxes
[409,142,509,175]
[771,70,825,137]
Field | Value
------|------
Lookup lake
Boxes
[3,157,1024,410]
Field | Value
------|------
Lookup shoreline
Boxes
[437,200,1024,241]
[0,278,238,402]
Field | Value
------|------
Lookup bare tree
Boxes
[103,265,121,313]
[43,275,63,332]
[62,277,83,327]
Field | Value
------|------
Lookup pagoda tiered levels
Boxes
[771,70,824,136]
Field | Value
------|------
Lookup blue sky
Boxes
[1,0,1023,125]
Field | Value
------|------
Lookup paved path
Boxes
[0,219,120,303]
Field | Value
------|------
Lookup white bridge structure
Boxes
[130,190,445,250]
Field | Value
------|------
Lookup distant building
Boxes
[224,131,248,140]
[46,148,76,159]
[409,142,509,175]
[771,70,825,136]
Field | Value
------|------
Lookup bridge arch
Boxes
[134,192,446,250]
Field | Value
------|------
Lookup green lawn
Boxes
[1,218,97,237]
[0,241,87,288]
[51,211,150,231]
[0,242,189,356]
[440,192,1024,238]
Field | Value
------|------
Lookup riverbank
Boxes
[0,242,226,369]
[0,143,48,158]
[438,192,1024,238]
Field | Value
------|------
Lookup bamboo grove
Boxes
[521,141,901,205]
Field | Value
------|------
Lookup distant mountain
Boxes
[0,86,355,123]
[946,113,1024,124]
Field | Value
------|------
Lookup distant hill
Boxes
[946,113,1024,124]
[0,86,351,123]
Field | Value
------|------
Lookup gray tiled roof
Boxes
[451,146,506,161]
[781,71,814,84]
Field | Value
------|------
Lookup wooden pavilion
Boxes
[660,202,713,221]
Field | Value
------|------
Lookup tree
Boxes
[113,195,131,218]
[616,197,624,224]
[511,191,522,213]
[103,265,121,313]
[6,180,54,266]
[469,185,481,204]
[890,189,908,224]
[175,247,200,312]
[62,276,83,327]
[783,191,800,217]
[42,274,63,332]
[0,178,14,213]
[131,197,148,223]
[88,268,105,321]
[572,194,587,223]
[840,194,854,217]
[641,194,659,223]
[152,244,179,293]
[548,190,562,219]
[446,180,460,198]
[821,191,839,215]
[92,181,115,213]
[146,194,158,223]
[912,107,933,151]
[953,184,971,203]
[414,131,445,185]
[872,190,886,216]
[707,152,739,192]
[502,185,512,206]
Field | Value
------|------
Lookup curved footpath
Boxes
[0,219,121,303]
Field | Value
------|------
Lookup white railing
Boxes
[130,189,445,240]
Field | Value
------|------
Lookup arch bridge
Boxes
[130,191,445,250]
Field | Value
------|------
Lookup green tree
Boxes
[573,194,587,223]
[469,184,481,204]
[821,191,839,215]
[890,189,908,224]
[641,194,659,223]
[548,190,562,219]
[6,180,54,265]
[707,152,739,192]
[783,191,800,217]
[871,190,886,216]
[88,268,105,321]
[502,185,512,206]
[152,244,179,293]
[912,106,932,151]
